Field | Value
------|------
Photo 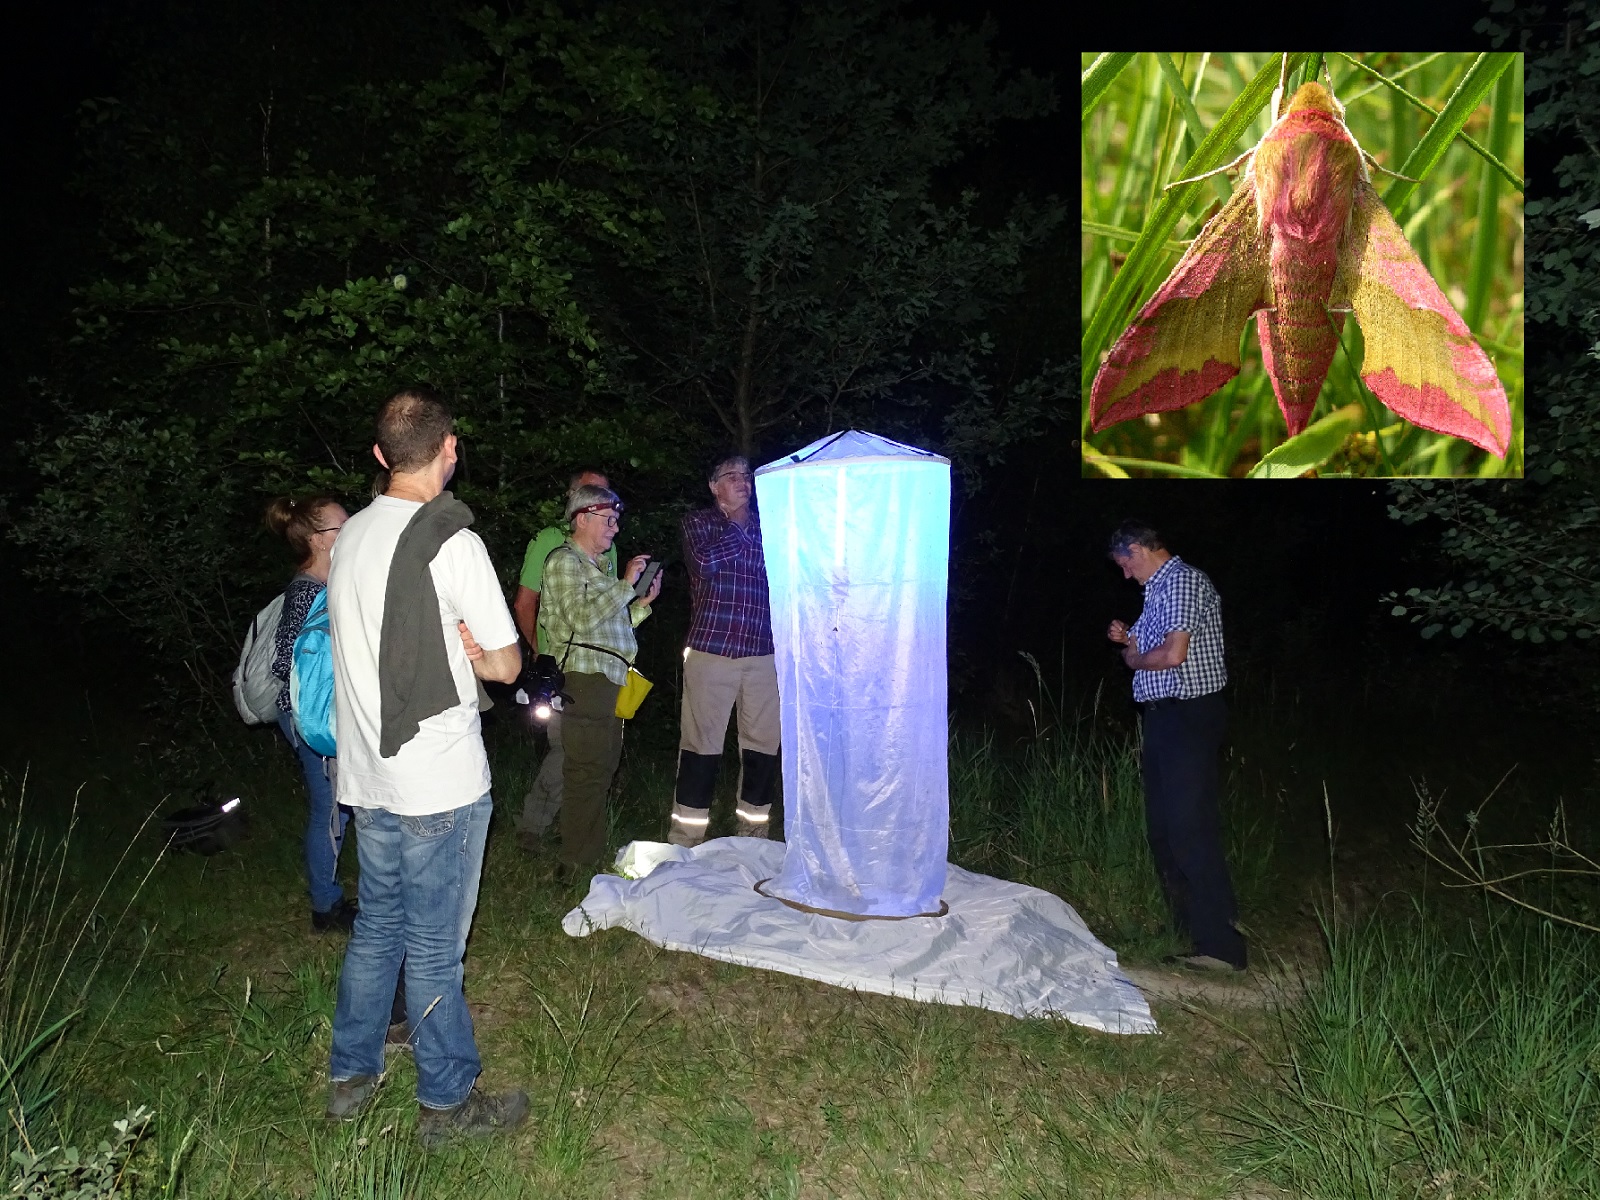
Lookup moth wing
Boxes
[1089,182,1269,432]
[1348,181,1511,458]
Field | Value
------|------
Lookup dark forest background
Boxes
[0,0,1595,744]
[3,5,1600,1194]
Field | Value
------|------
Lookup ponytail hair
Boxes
[264,494,339,567]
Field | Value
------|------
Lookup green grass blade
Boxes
[1383,53,1521,210]
[1338,52,1524,193]
[1081,52,1136,117]
[1465,63,1516,332]
[1246,405,1363,478]
[1083,456,1223,479]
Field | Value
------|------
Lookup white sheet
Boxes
[562,839,1157,1034]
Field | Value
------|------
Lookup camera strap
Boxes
[550,546,638,671]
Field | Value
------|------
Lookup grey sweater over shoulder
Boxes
[378,491,474,758]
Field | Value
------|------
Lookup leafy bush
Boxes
[5,1108,156,1200]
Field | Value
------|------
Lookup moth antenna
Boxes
[1363,152,1419,183]
[1270,52,1288,120]
[1164,147,1255,190]
[1323,57,1346,118]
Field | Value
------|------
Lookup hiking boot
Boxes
[734,802,773,839]
[516,829,542,855]
[384,1021,412,1055]
[326,1073,380,1121]
[667,802,711,848]
[312,897,358,934]
[417,1086,530,1149]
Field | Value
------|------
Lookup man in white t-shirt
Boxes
[323,387,529,1149]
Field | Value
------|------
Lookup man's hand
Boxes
[623,554,650,586]
[1107,620,1131,646]
[459,621,521,683]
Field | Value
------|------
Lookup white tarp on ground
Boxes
[563,839,1158,1034]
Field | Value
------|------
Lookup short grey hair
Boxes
[565,484,621,521]
[1108,520,1165,558]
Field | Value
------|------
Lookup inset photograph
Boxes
[1081,52,1523,478]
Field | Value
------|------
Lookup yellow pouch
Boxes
[614,666,653,719]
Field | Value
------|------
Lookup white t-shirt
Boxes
[327,494,518,816]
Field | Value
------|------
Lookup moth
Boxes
[1087,55,1513,458]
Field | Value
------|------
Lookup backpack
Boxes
[289,589,337,757]
[232,593,286,725]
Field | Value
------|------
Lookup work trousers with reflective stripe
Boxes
[679,649,779,755]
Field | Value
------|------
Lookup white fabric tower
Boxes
[755,430,950,918]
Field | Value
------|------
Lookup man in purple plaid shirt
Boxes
[667,454,780,846]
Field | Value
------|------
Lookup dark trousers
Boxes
[560,671,623,867]
[1140,692,1246,968]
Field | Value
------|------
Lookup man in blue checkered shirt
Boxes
[1107,520,1245,973]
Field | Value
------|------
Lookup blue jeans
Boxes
[277,711,348,913]
[329,794,491,1109]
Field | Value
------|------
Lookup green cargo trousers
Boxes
[559,671,623,867]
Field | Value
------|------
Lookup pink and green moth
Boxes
[1088,55,1513,458]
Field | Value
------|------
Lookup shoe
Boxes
[1163,953,1246,974]
[553,861,590,887]
[516,830,542,855]
[312,897,359,934]
[734,802,773,839]
[326,1073,380,1121]
[667,801,712,848]
[384,1021,412,1055]
[417,1086,530,1149]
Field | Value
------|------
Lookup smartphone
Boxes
[633,559,662,598]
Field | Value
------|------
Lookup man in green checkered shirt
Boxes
[511,469,615,851]
[540,483,661,873]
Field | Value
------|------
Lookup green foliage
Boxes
[1386,11,1600,664]
[1081,52,1524,477]
[606,0,1067,460]
[1235,908,1600,1199]
[6,1108,159,1200]
[10,0,1061,694]
[3,790,105,1148]
[14,5,699,685]
[1385,472,1600,646]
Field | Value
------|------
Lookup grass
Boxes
[1234,905,1600,1198]
[1080,52,1524,478]
[2,681,1594,1197]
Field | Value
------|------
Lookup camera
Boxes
[514,654,569,722]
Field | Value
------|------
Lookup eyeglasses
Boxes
[714,471,753,483]
[573,504,622,525]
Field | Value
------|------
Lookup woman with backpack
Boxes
[265,494,356,933]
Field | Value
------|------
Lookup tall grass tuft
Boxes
[522,981,650,1178]
[309,1100,441,1200]
[1,779,154,1149]
[948,686,1272,958]
[949,727,1170,952]
[1236,905,1600,1198]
